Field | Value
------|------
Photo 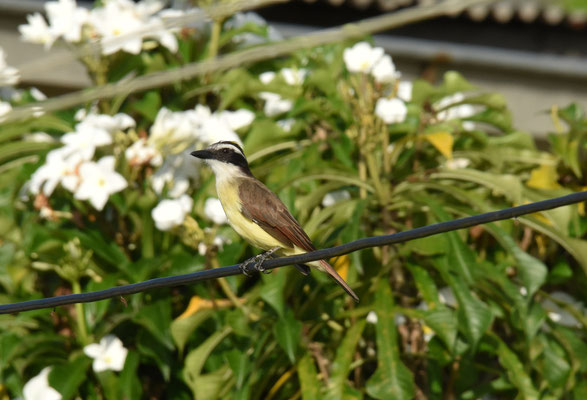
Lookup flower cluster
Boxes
[258,67,308,119]
[343,41,409,125]
[0,47,19,86]
[28,112,133,212]
[147,105,253,231]
[343,41,401,84]
[19,0,182,55]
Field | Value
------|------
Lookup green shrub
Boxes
[0,1,586,399]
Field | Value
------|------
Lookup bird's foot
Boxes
[239,247,280,276]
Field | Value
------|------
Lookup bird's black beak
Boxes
[190,150,213,160]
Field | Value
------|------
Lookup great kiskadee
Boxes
[191,141,359,302]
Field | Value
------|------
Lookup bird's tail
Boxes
[318,259,360,303]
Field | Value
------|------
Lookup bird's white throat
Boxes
[205,159,248,185]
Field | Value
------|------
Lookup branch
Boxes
[1,189,585,314]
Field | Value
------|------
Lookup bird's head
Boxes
[190,141,252,179]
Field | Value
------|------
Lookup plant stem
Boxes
[208,17,223,59]
[72,280,89,345]
[142,209,155,258]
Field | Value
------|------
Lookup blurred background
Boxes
[1,0,586,137]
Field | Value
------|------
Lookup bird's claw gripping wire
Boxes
[239,247,280,276]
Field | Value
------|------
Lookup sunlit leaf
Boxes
[274,309,302,363]
[526,164,562,190]
[171,310,213,355]
[365,281,415,400]
[184,326,232,394]
[496,338,540,400]
[325,320,366,400]
[423,131,454,159]
[49,356,91,400]
[298,354,321,400]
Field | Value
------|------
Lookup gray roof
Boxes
[305,0,587,27]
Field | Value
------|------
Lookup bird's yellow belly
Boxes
[217,181,289,251]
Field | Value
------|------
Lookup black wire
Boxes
[1,190,586,314]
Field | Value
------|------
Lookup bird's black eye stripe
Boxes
[222,148,229,154]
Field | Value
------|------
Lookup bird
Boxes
[191,141,359,302]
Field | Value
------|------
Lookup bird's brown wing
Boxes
[238,178,316,252]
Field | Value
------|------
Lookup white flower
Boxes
[29,148,82,196]
[375,98,407,124]
[30,87,47,101]
[445,158,470,170]
[397,81,412,102]
[343,41,384,74]
[366,311,378,324]
[91,1,146,55]
[60,127,112,162]
[46,0,89,43]
[438,287,457,308]
[151,153,199,198]
[259,71,276,84]
[371,55,400,84]
[204,198,228,225]
[148,107,197,152]
[0,101,11,118]
[277,118,295,132]
[322,190,351,207]
[280,68,307,85]
[260,92,293,117]
[152,194,193,231]
[19,13,57,48]
[260,67,308,86]
[88,0,178,55]
[435,93,476,126]
[216,109,255,131]
[75,156,127,210]
[200,115,244,146]
[78,112,135,134]
[83,335,128,373]
[23,367,62,400]
[0,47,19,86]
[125,138,162,167]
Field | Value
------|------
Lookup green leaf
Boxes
[435,257,493,349]
[406,264,442,308]
[540,336,571,391]
[131,90,161,122]
[325,320,366,400]
[261,265,287,318]
[485,224,547,296]
[520,216,587,274]
[171,310,213,355]
[273,309,302,363]
[298,354,321,400]
[134,298,173,350]
[192,364,232,400]
[422,308,458,352]
[402,234,448,257]
[496,338,540,400]
[0,141,55,165]
[118,351,142,400]
[366,281,415,400]
[49,356,92,400]
[137,329,173,381]
[62,229,129,271]
[226,349,250,390]
[184,326,232,393]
